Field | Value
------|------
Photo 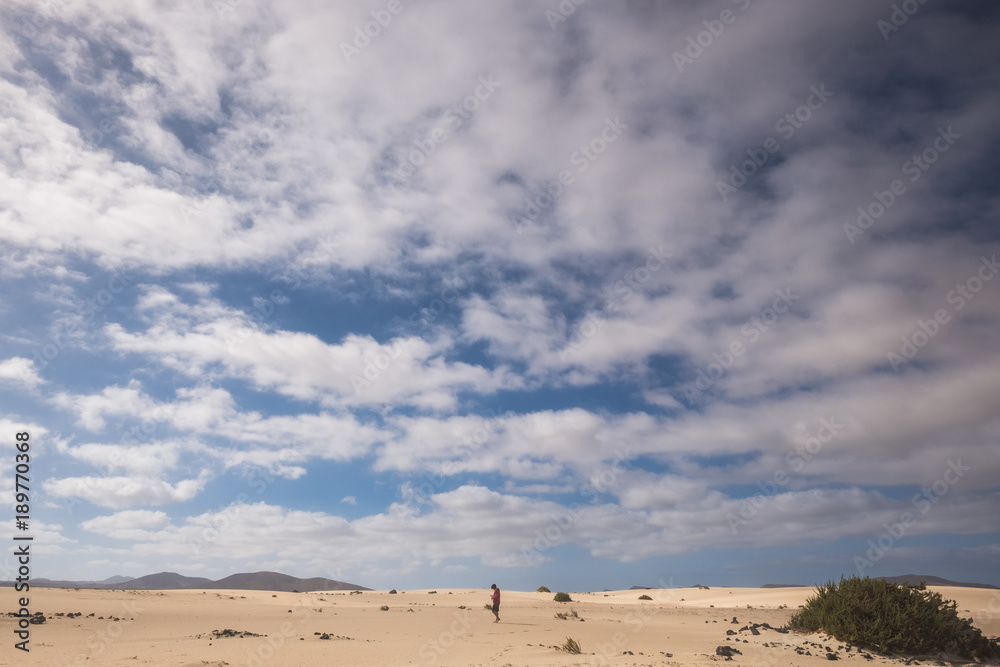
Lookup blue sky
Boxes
[1,0,999,592]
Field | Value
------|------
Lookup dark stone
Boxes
[716,646,743,657]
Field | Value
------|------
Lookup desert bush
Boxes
[639,594,652,600]
[787,576,999,660]
[562,637,581,653]
[553,592,573,602]
[537,586,551,593]
[379,605,389,611]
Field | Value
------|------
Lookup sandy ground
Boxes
[2,585,998,666]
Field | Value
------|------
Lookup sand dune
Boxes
[2,585,998,666]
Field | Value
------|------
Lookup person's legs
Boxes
[492,604,500,622]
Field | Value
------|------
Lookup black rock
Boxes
[716,646,743,657]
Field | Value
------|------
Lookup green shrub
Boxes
[553,592,573,602]
[562,637,581,653]
[536,586,551,593]
[787,576,999,660]
[638,594,652,600]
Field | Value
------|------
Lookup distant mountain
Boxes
[763,575,998,590]
[2,570,369,592]
[113,572,214,590]
[203,571,371,593]
[879,574,999,590]
[25,575,134,588]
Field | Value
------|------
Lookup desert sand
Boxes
[2,585,998,666]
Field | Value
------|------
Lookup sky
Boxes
[1,0,999,592]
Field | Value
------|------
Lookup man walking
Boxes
[490,584,500,623]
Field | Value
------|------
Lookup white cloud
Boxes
[0,357,44,389]
[39,482,1000,576]
[50,382,390,476]
[43,473,211,509]
[105,287,520,410]
[82,510,172,540]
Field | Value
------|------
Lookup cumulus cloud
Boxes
[0,356,44,389]
[43,473,211,509]
[104,286,520,410]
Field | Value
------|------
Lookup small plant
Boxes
[536,586,551,593]
[483,603,491,610]
[389,589,397,594]
[562,637,581,654]
[553,592,573,602]
[638,594,652,600]
[787,576,1000,660]
[554,609,579,620]
[379,605,389,611]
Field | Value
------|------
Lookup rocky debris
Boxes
[314,632,354,640]
[716,645,743,660]
[28,613,46,624]
[211,629,264,638]
[826,652,839,660]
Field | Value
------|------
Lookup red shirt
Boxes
[492,588,500,604]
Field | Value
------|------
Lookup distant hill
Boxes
[203,571,370,593]
[879,574,999,590]
[114,572,214,590]
[1,571,368,592]
[764,575,997,590]
[26,574,135,588]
